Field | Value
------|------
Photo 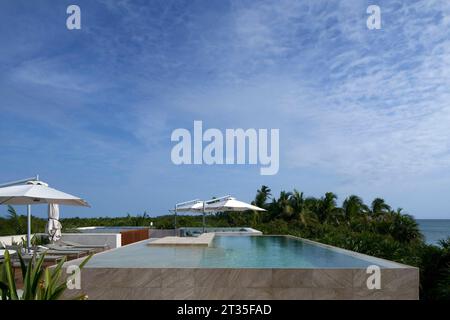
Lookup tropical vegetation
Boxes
[0,248,92,300]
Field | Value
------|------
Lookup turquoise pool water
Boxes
[85,236,402,269]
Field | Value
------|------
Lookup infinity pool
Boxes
[85,235,402,268]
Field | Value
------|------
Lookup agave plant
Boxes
[0,248,92,300]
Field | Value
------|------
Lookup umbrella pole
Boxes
[202,201,205,233]
[27,204,31,253]
[174,206,177,235]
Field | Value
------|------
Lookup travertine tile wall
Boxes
[64,267,419,300]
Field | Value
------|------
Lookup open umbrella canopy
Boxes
[173,196,265,232]
[175,196,266,213]
[175,200,204,212]
[205,197,266,212]
[0,179,89,251]
[0,181,89,207]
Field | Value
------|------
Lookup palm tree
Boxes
[304,196,320,215]
[316,192,338,223]
[252,185,272,225]
[253,185,272,208]
[274,191,294,220]
[388,209,423,243]
[289,190,304,218]
[300,210,319,227]
[288,190,318,226]
[7,205,25,235]
[371,198,391,217]
[342,195,369,221]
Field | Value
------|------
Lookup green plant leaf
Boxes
[22,255,33,300]
[49,284,67,300]
[3,250,18,300]
[43,267,52,300]
[30,251,47,296]
[16,248,27,283]
[0,263,9,300]
[78,253,93,269]
[0,280,7,291]
[49,256,67,289]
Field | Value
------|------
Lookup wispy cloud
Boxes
[11,57,102,93]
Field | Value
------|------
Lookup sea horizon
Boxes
[417,219,450,245]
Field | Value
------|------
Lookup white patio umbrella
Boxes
[46,204,62,242]
[175,200,204,212]
[174,200,204,231]
[0,179,89,251]
[175,196,266,233]
[205,197,267,212]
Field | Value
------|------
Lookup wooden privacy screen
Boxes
[120,229,149,246]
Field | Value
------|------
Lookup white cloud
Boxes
[206,0,450,183]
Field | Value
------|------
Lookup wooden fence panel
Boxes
[120,229,149,246]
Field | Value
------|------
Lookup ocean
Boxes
[417,219,450,245]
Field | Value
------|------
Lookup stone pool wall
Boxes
[64,266,419,300]
[61,233,121,249]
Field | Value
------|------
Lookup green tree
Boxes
[388,209,423,243]
[252,185,272,225]
[419,238,450,300]
[273,191,294,220]
[316,192,342,224]
[253,185,271,208]
[7,205,26,235]
[371,198,391,217]
[289,189,305,220]
[342,195,369,220]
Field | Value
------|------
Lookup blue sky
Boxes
[1,0,450,219]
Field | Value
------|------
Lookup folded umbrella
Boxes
[46,203,62,242]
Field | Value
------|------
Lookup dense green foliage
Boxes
[1,186,449,300]
[0,206,47,237]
